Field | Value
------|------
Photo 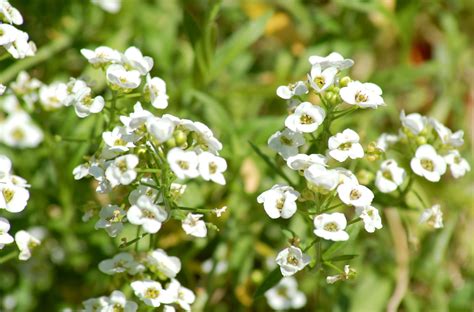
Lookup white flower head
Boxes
[147,249,181,278]
[39,82,68,110]
[0,1,23,25]
[102,126,136,153]
[308,52,354,70]
[429,117,464,147]
[0,182,29,213]
[146,116,176,144]
[1,112,43,148]
[355,206,382,233]
[167,148,199,180]
[326,264,356,284]
[313,212,349,241]
[337,182,374,207]
[15,230,40,260]
[105,154,139,187]
[286,153,327,171]
[145,75,169,109]
[213,206,227,217]
[182,213,207,238]
[285,102,325,133]
[0,217,14,249]
[308,64,337,93]
[264,277,306,310]
[131,280,174,307]
[304,164,339,191]
[106,64,141,90]
[444,150,470,179]
[95,204,126,237]
[375,159,406,193]
[340,81,384,108]
[127,195,168,234]
[257,184,300,219]
[400,110,427,136]
[82,296,109,312]
[166,279,196,311]
[376,133,399,152]
[268,128,305,160]
[80,46,121,66]
[410,144,446,182]
[198,152,227,185]
[0,155,12,180]
[91,0,122,14]
[276,81,308,100]
[128,178,160,205]
[105,290,138,312]
[98,252,144,275]
[419,204,443,229]
[275,246,311,277]
[328,128,364,162]
[123,46,154,75]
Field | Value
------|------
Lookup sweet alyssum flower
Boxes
[198,152,227,185]
[275,246,311,277]
[81,46,121,66]
[144,75,169,109]
[339,81,384,109]
[264,277,306,311]
[167,148,200,180]
[91,0,122,14]
[147,249,181,278]
[308,52,354,70]
[0,0,23,25]
[257,184,300,219]
[15,230,40,261]
[304,164,340,192]
[410,144,446,182]
[166,279,196,311]
[102,126,136,153]
[0,111,43,148]
[328,128,364,162]
[104,290,138,312]
[0,181,29,213]
[127,195,167,234]
[285,101,325,133]
[98,252,144,275]
[400,110,427,136]
[375,159,406,193]
[419,204,443,229]
[95,204,126,237]
[39,82,68,110]
[444,150,470,178]
[326,265,356,284]
[313,212,349,241]
[307,64,337,93]
[106,64,141,90]
[286,153,327,171]
[429,117,464,147]
[376,133,399,152]
[0,217,14,249]
[105,154,139,187]
[181,213,207,238]
[213,206,227,217]
[146,116,175,143]
[122,46,153,75]
[276,81,308,100]
[267,128,305,159]
[337,181,374,207]
[356,206,383,233]
[130,280,174,307]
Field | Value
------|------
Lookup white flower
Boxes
[15,230,40,260]
[10,71,42,105]
[304,164,339,191]
[127,195,167,234]
[167,148,199,180]
[308,52,354,70]
[275,246,311,277]
[39,82,68,110]
[286,153,326,171]
[0,155,12,180]
[264,277,306,311]
[82,296,109,312]
[179,119,223,153]
[182,213,207,238]
[166,279,196,311]
[0,84,5,95]
[146,116,176,144]
[307,64,337,93]
[355,206,382,233]
[106,64,141,90]
[0,1,23,25]
[147,249,181,278]
[145,75,168,109]
[419,204,443,229]
[105,290,138,312]
[0,217,14,249]
[81,46,121,66]
[0,182,29,213]
[98,252,144,275]
[120,102,153,133]
[91,0,122,14]
[429,118,464,147]
[95,204,125,237]
[375,159,405,193]
[102,126,136,153]
[376,133,398,151]
[2,27,35,59]
[444,150,470,178]
[0,112,43,148]
[335,167,359,185]
[313,212,349,241]
[326,265,356,284]
[213,206,227,217]
[198,152,227,185]
[105,154,139,187]
[337,182,374,207]
[257,184,300,219]
[328,129,364,162]
[268,128,305,160]
[128,178,160,205]
[400,110,427,135]
[131,280,174,307]
[276,81,308,100]
[285,102,325,133]
[0,24,17,45]
[410,144,446,182]
[339,81,384,108]
[73,94,105,118]
[123,47,153,75]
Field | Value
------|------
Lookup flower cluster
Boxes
[71,45,227,311]
[0,0,35,59]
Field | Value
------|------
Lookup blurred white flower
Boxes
[410,144,446,182]
[313,212,349,241]
[99,252,144,275]
[39,82,68,110]
[81,46,121,66]
[0,112,43,148]
[419,204,443,229]
[275,246,311,277]
[257,184,300,219]
[0,182,29,213]
[304,164,339,191]
[166,279,196,311]
[400,110,427,136]
[15,230,40,260]
[105,290,138,312]
[328,128,364,162]
[286,153,327,171]
[102,126,136,153]
[444,150,470,179]
[82,296,109,312]
[356,206,382,233]
[147,249,181,278]
[308,52,354,70]
[340,81,384,108]
[131,280,174,307]
[326,265,356,284]
[264,277,306,310]
[145,75,169,109]
[91,0,122,14]
[285,102,325,133]
[95,204,125,237]
[123,46,153,75]
[268,128,305,160]
[0,1,23,25]
[181,213,207,238]
[376,133,398,152]
[127,195,167,234]
[0,217,14,249]
[375,159,405,193]
[429,117,464,147]
[276,81,308,100]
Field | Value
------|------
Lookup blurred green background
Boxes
[0,0,473,311]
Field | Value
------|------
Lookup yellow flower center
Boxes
[2,188,14,203]
[145,287,160,299]
[355,91,368,103]
[299,114,314,124]
[324,222,339,232]
[350,189,361,200]
[420,158,434,172]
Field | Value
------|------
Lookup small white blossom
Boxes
[213,206,227,217]
[0,1,23,25]
[308,64,337,93]
[286,153,327,171]
[39,82,68,110]
[131,280,174,307]
[80,46,121,66]
[127,195,167,234]
[105,290,138,312]
[102,126,136,153]
[356,206,382,233]
[410,144,446,182]
[376,133,399,151]
[285,101,325,133]
[419,204,443,229]
[167,148,199,180]
[375,159,405,193]
[95,204,126,237]
[339,81,384,108]
[82,296,109,312]
[400,110,427,136]
[91,0,122,14]
[198,152,227,185]
[147,249,181,278]
[337,182,374,207]
[308,52,354,70]
[145,75,169,109]
[0,182,29,213]
[275,246,311,277]
[0,112,43,148]
[444,150,470,178]
[328,128,364,162]
[264,277,306,311]
[276,81,308,100]
[166,279,196,311]
[98,252,144,275]
[106,64,141,90]
[304,164,339,191]
[0,217,14,249]
[146,116,175,144]
[429,118,464,147]
[15,230,40,260]
[268,128,305,160]
[326,265,356,284]
[105,154,139,187]
[182,213,207,238]
[257,184,300,219]
[313,212,349,241]
[122,46,153,75]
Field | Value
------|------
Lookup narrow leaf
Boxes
[254,267,282,298]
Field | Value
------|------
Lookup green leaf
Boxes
[254,267,282,299]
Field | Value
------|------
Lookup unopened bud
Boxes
[339,76,351,87]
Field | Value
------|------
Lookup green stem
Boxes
[0,250,18,264]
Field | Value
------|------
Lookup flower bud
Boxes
[356,169,374,185]
[416,136,427,145]
[339,76,351,87]
[165,137,177,149]
[174,130,187,147]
